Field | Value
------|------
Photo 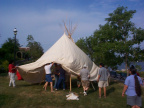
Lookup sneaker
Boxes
[83,92,87,96]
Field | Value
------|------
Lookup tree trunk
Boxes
[125,53,129,76]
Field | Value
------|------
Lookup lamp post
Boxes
[13,28,17,65]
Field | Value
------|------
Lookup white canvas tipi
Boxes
[17,33,99,83]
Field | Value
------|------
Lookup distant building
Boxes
[17,47,30,59]
[19,47,30,51]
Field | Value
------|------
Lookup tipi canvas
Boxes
[17,33,99,83]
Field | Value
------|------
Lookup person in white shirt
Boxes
[43,62,54,92]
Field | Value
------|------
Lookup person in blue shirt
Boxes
[122,65,142,108]
[56,65,66,90]
[97,63,108,98]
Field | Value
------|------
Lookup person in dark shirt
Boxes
[56,65,66,90]
[53,63,60,89]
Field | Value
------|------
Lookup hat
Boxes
[83,64,87,68]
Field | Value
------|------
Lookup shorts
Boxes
[45,74,52,82]
[81,80,90,88]
[98,81,108,88]
[127,95,142,107]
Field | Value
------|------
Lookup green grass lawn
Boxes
[0,73,143,108]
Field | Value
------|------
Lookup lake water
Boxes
[117,62,144,72]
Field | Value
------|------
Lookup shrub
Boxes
[0,60,9,73]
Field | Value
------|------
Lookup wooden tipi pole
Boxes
[63,19,77,92]
[70,74,71,92]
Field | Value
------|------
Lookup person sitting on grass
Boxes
[122,65,142,108]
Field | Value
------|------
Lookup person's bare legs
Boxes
[132,105,140,108]
[77,83,80,88]
[83,87,85,92]
[83,86,88,96]
[135,105,140,108]
[50,82,54,92]
[132,105,136,108]
[99,87,101,98]
[44,82,48,91]
[43,82,46,88]
[104,87,106,98]
[85,87,89,92]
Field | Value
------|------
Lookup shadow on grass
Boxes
[88,89,97,95]
[16,82,42,88]
[106,87,115,96]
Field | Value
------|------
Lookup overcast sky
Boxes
[0,0,144,52]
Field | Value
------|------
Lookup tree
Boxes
[0,37,20,61]
[76,36,94,61]
[76,6,144,71]
[0,37,20,73]
[26,35,44,59]
[105,6,144,74]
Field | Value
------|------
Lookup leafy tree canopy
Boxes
[26,35,44,59]
[76,6,144,70]
[0,37,20,62]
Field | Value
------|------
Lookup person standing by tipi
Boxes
[8,60,16,87]
[97,63,109,98]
